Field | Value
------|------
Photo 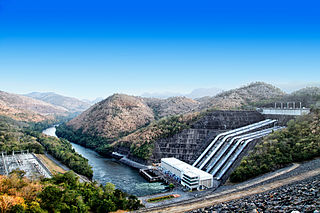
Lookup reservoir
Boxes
[42,126,166,196]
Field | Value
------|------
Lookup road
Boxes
[137,161,320,213]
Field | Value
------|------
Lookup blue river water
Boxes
[42,126,166,196]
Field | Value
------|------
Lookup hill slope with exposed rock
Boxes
[143,96,200,118]
[0,90,68,122]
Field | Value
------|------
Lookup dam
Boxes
[150,107,307,189]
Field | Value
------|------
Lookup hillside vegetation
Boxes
[0,90,68,122]
[230,109,320,182]
[197,82,285,110]
[67,94,155,139]
[0,171,142,213]
[144,96,200,119]
[25,92,91,113]
[283,87,320,108]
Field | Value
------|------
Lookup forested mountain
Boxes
[25,92,91,113]
[68,94,155,139]
[197,82,285,110]
[143,96,200,118]
[282,87,320,108]
[0,90,67,122]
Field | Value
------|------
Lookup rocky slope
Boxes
[197,82,285,110]
[67,95,201,139]
[67,94,155,139]
[188,174,320,213]
[25,92,91,113]
[143,96,200,118]
[0,90,68,122]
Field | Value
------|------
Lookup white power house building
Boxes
[161,157,213,190]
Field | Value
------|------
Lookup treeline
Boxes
[230,109,320,182]
[0,115,93,178]
[38,135,93,178]
[0,171,142,213]
[0,116,45,154]
[56,124,113,156]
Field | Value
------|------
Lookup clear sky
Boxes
[0,0,320,99]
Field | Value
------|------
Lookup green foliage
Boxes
[168,183,175,189]
[0,116,45,154]
[56,124,113,156]
[230,110,320,182]
[2,171,143,213]
[38,136,93,179]
[130,142,154,160]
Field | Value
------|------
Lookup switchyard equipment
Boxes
[161,157,213,190]
[0,151,52,179]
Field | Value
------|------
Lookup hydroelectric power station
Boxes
[159,103,309,190]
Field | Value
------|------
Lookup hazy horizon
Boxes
[1,0,320,99]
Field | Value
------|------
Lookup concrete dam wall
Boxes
[150,110,265,164]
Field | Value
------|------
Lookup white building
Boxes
[161,157,213,190]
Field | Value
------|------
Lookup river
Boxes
[42,126,166,196]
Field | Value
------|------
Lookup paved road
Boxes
[136,158,320,213]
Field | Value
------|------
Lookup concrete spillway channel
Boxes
[193,119,277,170]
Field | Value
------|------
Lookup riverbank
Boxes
[43,126,167,196]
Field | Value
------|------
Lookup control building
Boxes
[161,157,213,190]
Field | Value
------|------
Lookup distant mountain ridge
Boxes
[0,90,68,122]
[25,92,91,113]
[141,87,223,99]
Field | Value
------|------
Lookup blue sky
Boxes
[0,0,320,99]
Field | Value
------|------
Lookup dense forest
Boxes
[0,170,142,213]
[230,108,320,182]
[0,115,93,178]
[56,124,110,149]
